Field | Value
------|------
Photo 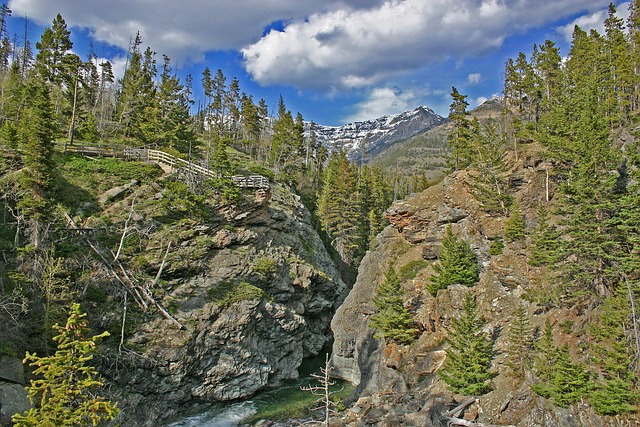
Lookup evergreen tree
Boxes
[439,293,495,395]
[12,303,118,426]
[17,78,56,249]
[504,201,526,242]
[0,3,12,75]
[34,13,72,85]
[317,151,366,265]
[469,117,512,215]
[506,304,533,377]
[428,225,479,296]
[447,86,472,170]
[588,286,639,415]
[369,267,419,344]
[528,204,562,266]
[531,321,591,407]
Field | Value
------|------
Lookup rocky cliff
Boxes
[330,148,611,426]
[91,181,347,426]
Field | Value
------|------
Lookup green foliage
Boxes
[439,293,495,395]
[587,284,639,415]
[506,304,533,377]
[161,180,204,215]
[206,281,266,307]
[447,86,473,170]
[317,151,366,265]
[528,204,562,266]
[467,117,512,215]
[488,238,504,255]
[504,201,526,242]
[369,267,419,345]
[429,225,479,296]
[252,257,277,279]
[12,303,118,426]
[397,259,429,282]
[531,321,591,407]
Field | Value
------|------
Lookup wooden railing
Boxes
[68,146,270,190]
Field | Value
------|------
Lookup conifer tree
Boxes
[504,201,526,242]
[428,225,479,296]
[506,304,533,377]
[531,321,591,407]
[469,117,512,215]
[17,77,56,249]
[447,87,472,170]
[588,286,639,415]
[317,151,365,265]
[369,267,418,344]
[34,13,72,85]
[12,303,118,426]
[528,204,562,267]
[439,293,495,395]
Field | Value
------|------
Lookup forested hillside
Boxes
[3,1,640,425]
[0,8,417,426]
[329,2,640,426]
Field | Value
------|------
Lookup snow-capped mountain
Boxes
[308,106,445,160]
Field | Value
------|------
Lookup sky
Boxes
[3,0,630,126]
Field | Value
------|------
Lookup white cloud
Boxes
[467,73,482,85]
[8,0,385,64]
[9,0,613,92]
[557,2,630,41]
[345,87,418,122]
[242,0,612,91]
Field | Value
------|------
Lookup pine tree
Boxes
[588,286,639,415]
[12,303,118,426]
[17,77,56,249]
[428,225,479,296]
[504,201,526,242]
[439,293,495,395]
[447,87,473,170]
[531,321,591,407]
[506,304,533,377]
[317,151,366,265]
[528,204,562,266]
[369,267,419,344]
[468,117,512,215]
[34,13,72,85]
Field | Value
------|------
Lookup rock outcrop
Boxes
[104,183,346,426]
[331,158,609,426]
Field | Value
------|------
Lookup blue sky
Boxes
[4,0,628,126]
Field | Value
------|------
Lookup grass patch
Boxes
[398,259,429,282]
[207,281,266,307]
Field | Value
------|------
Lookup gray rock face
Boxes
[0,382,30,427]
[0,357,24,384]
[112,184,347,426]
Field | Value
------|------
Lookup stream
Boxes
[165,354,354,427]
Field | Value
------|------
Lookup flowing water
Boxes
[166,354,354,427]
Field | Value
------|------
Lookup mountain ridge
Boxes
[308,105,446,160]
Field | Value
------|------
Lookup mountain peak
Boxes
[309,106,445,160]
